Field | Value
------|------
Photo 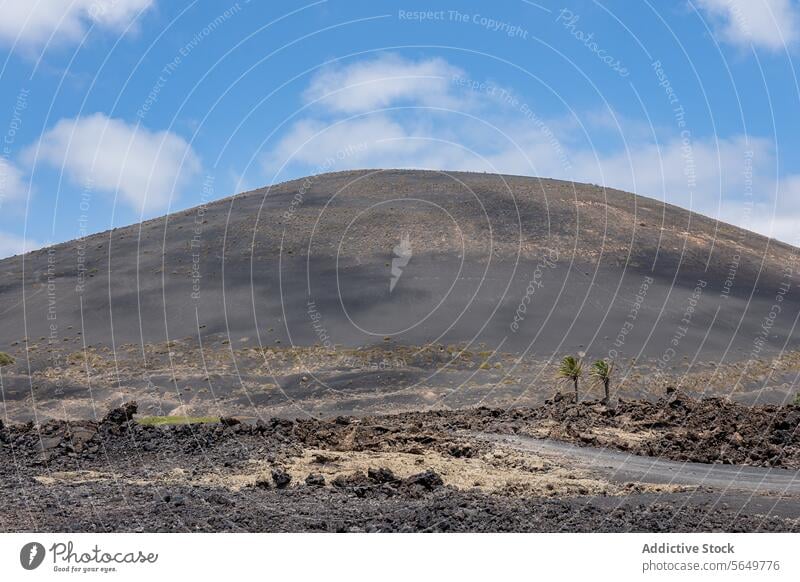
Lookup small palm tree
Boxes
[557,356,583,401]
[590,359,614,403]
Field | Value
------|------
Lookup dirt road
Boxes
[483,434,800,494]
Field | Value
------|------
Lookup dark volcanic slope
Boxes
[3,169,797,360]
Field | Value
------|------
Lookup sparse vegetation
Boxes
[0,352,14,367]
[557,355,583,400]
[793,392,800,406]
[136,415,220,426]
[590,359,614,402]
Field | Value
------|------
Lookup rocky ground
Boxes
[521,388,800,467]
[2,392,799,532]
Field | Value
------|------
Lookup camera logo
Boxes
[390,231,412,293]
[20,542,46,570]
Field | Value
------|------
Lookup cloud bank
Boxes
[0,231,42,257]
[695,0,799,52]
[0,158,26,205]
[0,0,154,49]
[264,54,799,243]
[29,113,200,214]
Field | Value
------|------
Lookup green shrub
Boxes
[0,352,14,367]
[557,355,583,400]
[590,359,614,402]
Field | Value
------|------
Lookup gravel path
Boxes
[482,433,800,494]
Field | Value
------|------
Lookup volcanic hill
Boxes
[1,169,798,421]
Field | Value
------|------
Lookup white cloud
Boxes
[0,158,26,205]
[0,232,42,258]
[265,55,800,244]
[303,53,466,114]
[566,135,766,214]
[264,116,437,175]
[695,0,799,51]
[0,0,154,49]
[266,113,779,230]
[28,113,200,213]
[562,135,800,244]
[749,174,800,244]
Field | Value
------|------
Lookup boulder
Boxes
[367,467,398,484]
[102,401,138,424]
[271,468,292,489]
[404,470,443,490]
[305,473,326,486]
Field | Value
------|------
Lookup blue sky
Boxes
[1,0,799,256]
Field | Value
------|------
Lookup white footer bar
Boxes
[0,533,795,581]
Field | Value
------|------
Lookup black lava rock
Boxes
[305,473,326,487]
[102,402,138,425]
[367,467,398,484]
[405,470,444,490]
[271,468,292,489]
